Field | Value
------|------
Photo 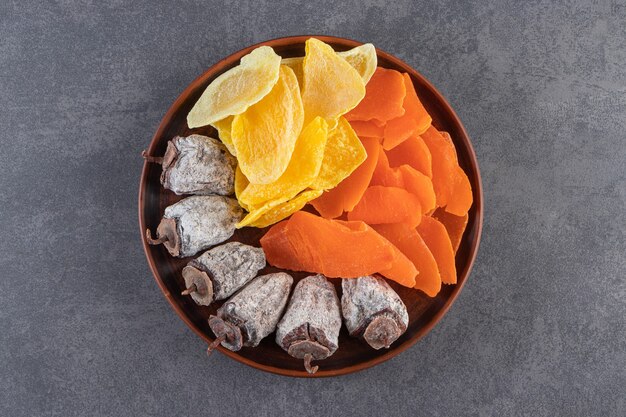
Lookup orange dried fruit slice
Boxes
[188,46,281,128]
[261,211,397,278]
[310,117,367,190]
[310,137,380,219]
[432,208,469,253]
[373,223,441,297]
[386,134,432,178]
[238,117,328,207]
[347,186,422,228]
[232,65,304,184]
[345,67,406,123]
[349,120,385,138]
[301,38,365,124]
[382,73,432,150]
[416,216,457,284]
[420,126,456,207]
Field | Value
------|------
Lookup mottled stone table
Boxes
[1,1,624,416]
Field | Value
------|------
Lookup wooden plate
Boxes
[138,35,483,377]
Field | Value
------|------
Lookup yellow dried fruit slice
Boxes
[301,38,365,124]
[280,57,304,87]
[310,117,367,190]
[210,116,236,155]
[232,65,304,184]
[234,166,250,210]
[239,117,328,207]
[187,46,281,128]
[280,43,377,85]
[337,43,377,85]
[236,189,323,228]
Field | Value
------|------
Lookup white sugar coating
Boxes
[275,274,342,354]
[192,242,266,300]
[218,272,293,347]
[164,195,242,257]
[163,135,236,196]
[341,276,409,336]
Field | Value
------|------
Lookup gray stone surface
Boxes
[0,0,624,416]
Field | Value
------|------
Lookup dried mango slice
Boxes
[211,116,236,155]
[280,57,304,87]
[241,189,323,228]
[232,65,304,184]
[238,117,328,207]
[349,120,385,138]
[382,73,432,150]
[302,38,365,123]
[386,134,433,178]
[310,117,367,190]
[310,137,380,219]
[281,43,377,86]
[188,46,281,128]
[337,43,377,85]
[345,67,406,123]
[234,166,250,210]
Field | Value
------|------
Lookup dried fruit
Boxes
[421,126,457,207]
[348,120,385,138]
[370,151,436,215]
[232,65,304,184]
[347,186,422,228]
[207,273,293,353]
[276,274,342,374]
[382,73,432,150]
[310,117,367,190]
[210,116,236,156]
[373,223,441,297]
[238,117,328,207]
[143,135,236,196]
[301,38,365,123]
[341,275,409,349]
[236,189,323,228]
[261,211,396,278]
[438,131,473,215]
[145,196,243,257]
[417,216,456,284]
[345,67,406,123]
[310,137,380,219]
[181,242,266,306]
[386,134,432,178]
[281,43,377,86]
[234,166,249,210]
[432,208,469,253]
[188,46,282,128]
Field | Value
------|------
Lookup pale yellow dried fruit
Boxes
[337,43,377,85]
[281,43,377,85]
[302,38,366,124]
[239,117,328,207]
[232,65,304,184]
[187,46,281,128]
[236,189,323,228]
[234,166,250,210]
[280,57,304,87]
[310,117,367,190]
[211,116,236,155]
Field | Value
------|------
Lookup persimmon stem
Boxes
[142,150,163,164]
[181,284,197,296]
[206,335,226,356]
[146,229,167,245]
[303,353,319,374]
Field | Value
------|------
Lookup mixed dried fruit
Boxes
[143,38,475,370]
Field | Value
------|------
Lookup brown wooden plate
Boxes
[138,35,483,377]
